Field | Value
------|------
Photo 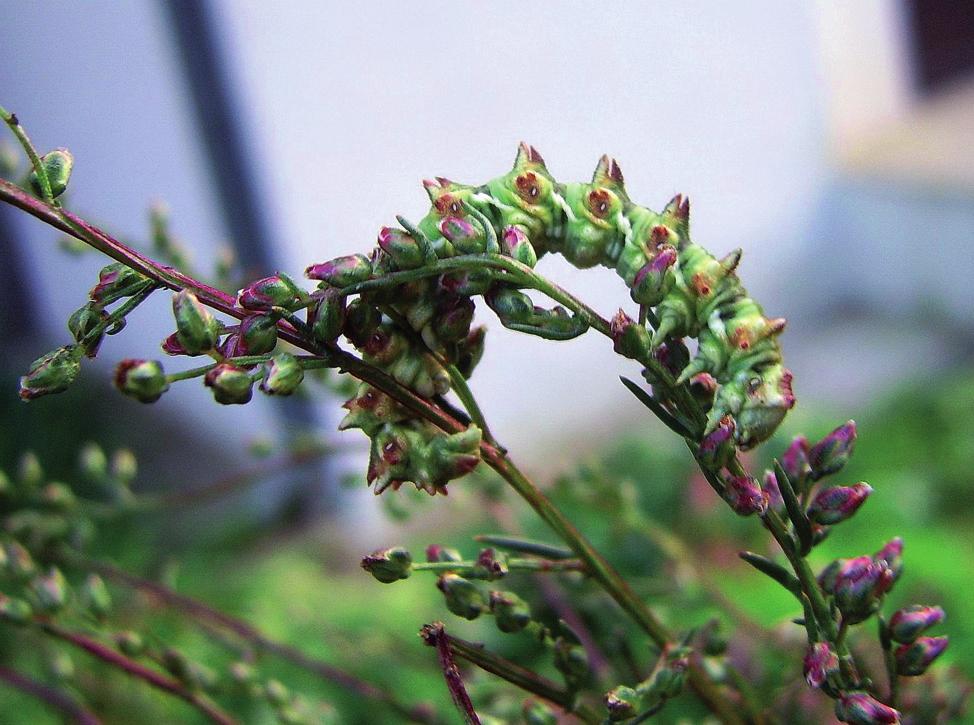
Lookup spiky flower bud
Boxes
[30,567,69,613]
[378,226,425,269]
[172,290,221,355]
[888,605,945,644]
[439,216,483,254]
[437,573,486,620]
[115,359,169,403]
[501,226,537,267]
[260,353,304,396]
[807,482,872,525]
[307,287,346,344]
[29,148,73,198]
[80,573,111,618]
[809,421,856,480]
[782,435,811,487]
[722,474,768,516]
[237,274,302,311]
[89,263,147,304]
[68,303,109,357]
[803,642,839,688]
[835,692,900,724]
[698,416,736,469]
[0,594,33,624]
[610,310,651,360]
[361,547,412,583]
[237,314,278,356]
[831,556,894,624]
[204,363,253,405]
[894,636,948,676]
[305,254,372,287]
[19,346,82,400]
[489,590,532,633]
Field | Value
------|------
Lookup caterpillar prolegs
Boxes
[308,143,794,493]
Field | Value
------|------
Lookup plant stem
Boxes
[413,558,586,575]
[0,665,102,725]
[0,105,54,204]
[40,622,236,725]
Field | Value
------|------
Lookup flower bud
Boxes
[68,303,109,357]
[111,449,138,485]
[4,541,36,579]
[29,148,73,198]
[553,637,589,687]
[0,594,32,625]
[488,590,532,633]
[832,556,894,624]
[204,363,253,405]
[264,679,290,707]
[437,573,486,620]
[307,287,346,343]
[172,290,221,355]
[80,573,111,618]
[873,538,903,584]
[888,605,945,644]
[894,635,948,676]
[19,346,82,400]
[440,268,494,296]
[809,421,856,480]
[803,642,839,688]
[237,274,301,311]
[343,299,382,347]
[432,295,475,343]
[40,482,76,511]
[114,631,145,657]
[762,470,785,512]
[305,254,372,287]
[78,442,108,481]
[475,548,508,581]
[835,692,900,724]
[237,314,278,356]
[610,310,651,360]
[361,547,412,583]
[115,359,169,403]
[782,435,811,487]
[698,416,736,469]
[722,474,768,516]
[807,482,872,525]
[30,567,69,613]
[260,353,304,396]
[161,332,188,356]
[455,326,486,378]
[604,686,639,722]
[501,226,537,267]
[18,452,43,488]
[630,246,677,305]
[425,544,462,563]
[90,263,146,304]
[378,226,425,269]
[439,216,484,254]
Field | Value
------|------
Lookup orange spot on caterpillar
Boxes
[434,193,463,216]
[650,225,670,245]
[589,188,611,218]
[515,172,540,202]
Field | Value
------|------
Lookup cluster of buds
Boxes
[886,605,948,677]
[604,646,690,721]
[819,548,899,625]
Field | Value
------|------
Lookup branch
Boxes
[0,665,101,725]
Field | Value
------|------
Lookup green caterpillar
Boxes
[412,143,794,448]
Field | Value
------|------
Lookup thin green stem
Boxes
[0,105,54,204]
[413,558,586,575]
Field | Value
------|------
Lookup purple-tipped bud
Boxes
[172,290,221,355]
[809,421,857,480]
[807,482,872,525]
[237,274,301,311]
[361,547,412,583]
[259,353,304,396]
[610,309,651,360]
[630,246,677,305]
[604,686,639,722]
[474,548,508,581]
[0,594,33,625]
[873,537,903,584]
[307,287,346,344]
[894,636,948,676]
[501,226,537,267]
[237,314,278,356]
[833,556,895,624]
[161,332,188,356]
[698,416,736,469]
[425,544,462,563]
[30,567,68,613]
[782,435,811,486]
[438,216,483,254]
[432,295,475,343]
[722,474,768,516]
[803,642,839,688]
[114,359,169,403]
[489,590,532,633]
[437,573,486,620]
[889,605,945,644]
[305,254,372,287]
[90,263,147,304]
[762,471,785,512]
[377,226,425,269]
[835,691,900,724]
[204,363,253,405]
[19,346,82,401]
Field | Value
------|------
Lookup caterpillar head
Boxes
[735,366,795,449]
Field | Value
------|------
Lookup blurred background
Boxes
[0,1,971,722]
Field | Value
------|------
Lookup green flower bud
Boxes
[204,363,253,405]
[378,226,426,269]
[40,482,76,511]
[260,353,304,396]
[307,288,346,344]
[237,314,278,355]
[68,303,109,358]
[553,636,589,688]
[29,148,73,198]
[114,631,145,657]
[361,547,412,583]
[432,295,475,343]
[437,573,486,620]
[425,545,463,563]
[89,263,148,304]
[19,346,82,400]
[80,573,111,618]
[265,679,290,706]
[115,359,169,403]
[522,699,557,725]
[229,661,255,684]
[489,590,532,633]
[604,685,639,722]
[47,651,74,682]
[305,254,372,287]
[0,594,33,624]
[78,442,108,481]
[18,451,44,488]
[237,274,302,311]
[5,541,36,579]
[343,299,381,346]
[172,290,221,355]
[610,310,651,360]
[30,567,69,613]
[110,449,138,486]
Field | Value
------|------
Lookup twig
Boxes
[0,665,102,725]
[419,623,481,725]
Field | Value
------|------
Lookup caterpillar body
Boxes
[309,143,794,493]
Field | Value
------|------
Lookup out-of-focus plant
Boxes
[0,106,964,724]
